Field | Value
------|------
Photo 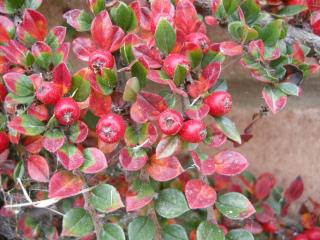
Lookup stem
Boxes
[149,202,162,240]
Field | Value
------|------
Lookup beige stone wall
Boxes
[40,0,320,201]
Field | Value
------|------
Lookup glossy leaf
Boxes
[277,5,307,17]
[214,150,248,176]
[63,9,92,32]
[31,41,52,69]
[69,121,89,143]
[175,0,200,34]
[156,136,180,159]
[191,151,215,176]
[0,40,28,66]
[278,82,301,96]
[219,41,243,56]
[154,18,176,55]
[56,143,84,170]
[43,129,65,153]
[223,0,240,15]
[215,116,241,144]
[254,173,276,200]
[0,15,15,44]
[119,147,148,171]
[133,44,163,69]
[262,85,288,114]
[8,114,45,136]
[27,155,49,182]
[155,188,189,218]
[162,224,188,240]
[88,0,105,15]
[197,222,225,240]
[62,208,93,237]
[3,72,34,97]
[147,155,183,182]
[13,160,25,182]
[260,20,283,47]
[89,184,124,213]
[52,63,72,95]
[111,2,137,32]
[226,229,254,240]
[199,62,222,90]
[284,176,304,203]
[0,0,24,14]
[96,68,117,95]
[48,171,84,199]
[123,77,140,102]
[89,89,112,117]
[185,179,217,209]
[100,223,125,240]
[72,37,97,61]
[45,26,66,50]
[126,180,154,211]
[216,192,255,220]
[81,147,108,174]
[71,68,92,101]
[128,217,155,240]
[52,42,70,65]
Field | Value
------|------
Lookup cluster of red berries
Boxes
[294,228,320,240]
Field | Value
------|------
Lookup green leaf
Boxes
[155,188,189,219]
[78,10,93,32]
[83,110,99,130]
[120,44,135,65]
[3,73,34,97]
[260,20,283,47]
[159,89,176,108]
[223,0,240,15]
[71,73,90,101]
[226,229,254,240]
[23,0,43,9]
[196,222,225,240]
[89,184,124,213]
[13,160,25,182]
[96,68,117,95]
[132,61,147,88]
[156,135,180,159]
[1,0,24,14]
[277,5,307,17]
[0,113,6,130]
[111,1,137,32]
[278,82,301,96]
[9,114,45,136]
[215,116,241,144]
[240,0,260,24]
[62,208,94,237]
[154,18,176,55]
[6,93,34,105]
[100,223,126,240]
[173,65,187,86]
[128,217,155,240]
[215,192,255,220]
[123,77,140,102]
[262,85,287,114]
[228,21,258,43]
[162,224,189,240]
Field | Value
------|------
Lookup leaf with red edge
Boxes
[205,16,218,26]
[52,42,70,66]
[191,151,215,176]
[0,54,9,74]
[254,173,276,200]
[24,0,43,9]
[126,180,154,211]
[32,41,52,69]
[132,44,163,69]
[48,171,84,199]
[187,80,208,98]
[185,179,217,209]
[89,89,112,117]
[151,0,174,25]
[292,42,305,63]
[45,26,66,50]
[214,150,248,176]
[17,214,40,239]
[181,42,203,68]
[0,15,15,44]
[147,155,183,182]
[63,9,92,32]
[175,0,200,35]
[88,0,105,15]
[43,129,65,153]
[262,85,287,114]
[284,176,304,203]
[138,122,158,147]
[248,39,264,60]
[130,101,148,123]
[130,1,153,31]
[17,9,48,45]
[80,147,108,174]
[8,114,45,136]
[255,203,275,223]
[119,147,148,171]
[24,135,43,154]
[185,103,210,120]
[91,11,125,52]
[3,72,34,97]
[199,62,222,90]
[156,136,180,159]
[56,143,84,170]
[52,63,71,95]
[0,40,28,66]
[27,155,49,182]
[72,37,97,61]
[27,103,49,121]
[131,91,168,122]
[219,41,243,56]
[69,121,89,143]
[204,124,227,147]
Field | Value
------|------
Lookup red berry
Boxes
[88,50,114,72]
[158,109,183,135]
[305,227,320,240]
[96,113,126,143]
[262,220,278,233]
[36,82,61,105]
[0,131,9,153]
[54,97,80,126]
[163,54,190,77]
[204,91,232,117]
[0,84,7,102]
[185,32,210,51]
[179,120,206,143]
[293,234,309,240]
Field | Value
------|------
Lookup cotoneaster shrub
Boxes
[0,0,318,239]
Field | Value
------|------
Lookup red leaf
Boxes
[130,101,148,123]
[48,26,66,45]
[185,103,210,120]
[133,45,163,69]
[147,155,183,182]
[126,191,153,212]
[284,176,304,203]
[262,85,287,114]
[292,42,305,63]
[219,41,243,56]
[52,63,71,95]
[17,9,48,44]
[81,147,108,174]
[185,179,217,209]
[72,37,97,61]
[91,11,124,52]
[89,89,112,117]
[56,143,84,170]
[191,151,215,176]
[55,42,70,64]
[43,129,65,153]
[0,40,28,66]
[187,79,208,98]
[255,203,275,223]
[254,173,276,200]
[27,103,49,122]
[119,147,148,171]
[175,0,199,35]
[130,1,153,31]
[0,15,14,44]
[27,155,50,182]
[24,136,43,154]
[214,150,248,176]
[151,0,175,26]
[199,62,222,90]
[48,171,84,199]
[204,16,218,26]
